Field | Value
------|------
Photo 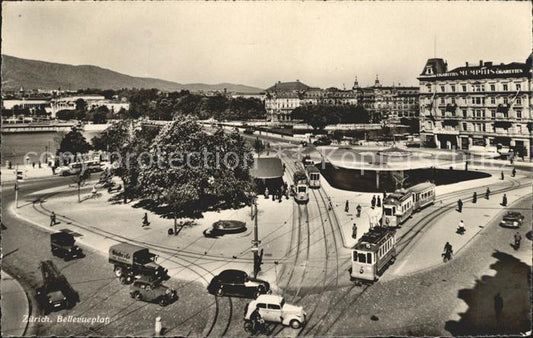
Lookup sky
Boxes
[2,1,531,90]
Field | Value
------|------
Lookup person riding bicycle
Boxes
[514,232,522,247]
[250,305,264,333]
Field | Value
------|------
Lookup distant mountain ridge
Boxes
[1,54,264,93]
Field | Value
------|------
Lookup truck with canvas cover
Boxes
[109,242,169,284]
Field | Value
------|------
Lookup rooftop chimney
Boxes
[484,61,493,67]
[465,62,469,67]
[479,60,483,66]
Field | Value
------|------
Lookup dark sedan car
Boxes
[207,269,270,298]
[500,211,525,228]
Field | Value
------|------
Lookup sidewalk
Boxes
[2,164,55,182]
[1,270,30,337]
[12,181,293,291]
[387,185,532,277]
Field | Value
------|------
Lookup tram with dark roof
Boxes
[305,165,321,189]
[351,227,397,283]
[382,182,436,227]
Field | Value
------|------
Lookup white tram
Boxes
[292,170,309,203]
[305,165,321,189]
[382,191,413,227]
[351,227,397,282]
[409,182,436,210]
[382,182,436,227]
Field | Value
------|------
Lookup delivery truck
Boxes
[108,242,169,284]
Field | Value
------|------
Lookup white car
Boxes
[244,294,306,329]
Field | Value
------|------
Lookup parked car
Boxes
[129,277,177,306]
[313,137,332,146]
[244,294,307,329]
[57,162,83,176]
[243,128,255,135]
[500,211,524,228]
[207,269,270,298]
[204,220,247,237]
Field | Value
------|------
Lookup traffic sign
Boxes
[16,170,23,181]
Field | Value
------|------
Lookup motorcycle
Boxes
[456,226,466,235]
[244,319,269,335]
[514,237,521,250]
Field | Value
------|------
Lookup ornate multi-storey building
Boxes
[418,55,532,158]
[265,80,357,122]
[354,76,419,123]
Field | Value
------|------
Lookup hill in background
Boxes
[1,54,264,93]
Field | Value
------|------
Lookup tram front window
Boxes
[384,207,393,216]
[298,186,306,193]
[357,253,367,263]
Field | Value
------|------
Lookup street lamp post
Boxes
[249,192,262,278]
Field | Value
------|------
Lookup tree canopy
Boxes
[57,127,92,155]
[291,104,370,130]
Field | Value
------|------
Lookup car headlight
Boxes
[359,267,364,274]
[514,221,518,226]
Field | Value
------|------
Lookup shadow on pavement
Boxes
[445,251,531,336]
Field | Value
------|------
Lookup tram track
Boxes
[395,176,525,256]
[30,195,233,337]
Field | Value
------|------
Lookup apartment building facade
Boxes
[418,55,532,158]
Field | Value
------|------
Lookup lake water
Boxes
[1,130,102,166]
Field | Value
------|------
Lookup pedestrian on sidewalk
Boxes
[500,171,504,180]
[38,161,41,168]
[457,199,463,213]
[142,213,150,227]
[494,293,503,320]
[352,223,357,239]
[383,191,387,199]
[501,194,507,207]
[345,200,349,213]
[264,187,269,199]
[472,192,477,203]
[356,204,362,218]
[512,168,516,177]
[32,162,35,168]
[50,212,56,227]
[377,196,381,208]
[371,195,376,209]
[458,220,465,233]
[486,187,491,200]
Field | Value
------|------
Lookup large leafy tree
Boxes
[136,117,254,218]
[57,127,92,156]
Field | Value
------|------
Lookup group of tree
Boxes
[127,88,266,121]
[399,117,420,134]
[90,117,255,219]
[291,104,371,130]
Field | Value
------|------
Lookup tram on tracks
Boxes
[351,226,397,283]
[382,182,436,227]
[305,165,321,189]
[292,169,309,203]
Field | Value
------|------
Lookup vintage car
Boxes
[204,220,247,237]
[51,232,84,261]
[244,294,307,329]
[312,137,332,146]
[500,211,525,228]
[207,269,270,298]
[129,277,177,306]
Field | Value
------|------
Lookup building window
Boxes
[426,84,432,93]
[451,98,456,104]
[516,110,522,120]
[440,97,445,104]
[490,84,495,91]
[516,98,521,105]
[440,85,445,92]
[462,123,467,131]
[490,97,496,105]
[516,83,521,91]
[462,110,467,118]
[491,109,496,119]
[503,97,509,105]
[503,84,508,91]
[462,85,467,92]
